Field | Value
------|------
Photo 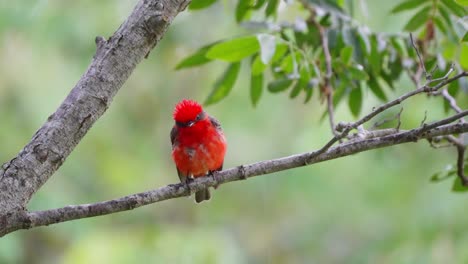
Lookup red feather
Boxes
[173,99,203,123]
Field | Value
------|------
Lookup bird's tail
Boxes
[195,188,211,203]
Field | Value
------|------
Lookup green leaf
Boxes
[441,0,467,17]
[462,32,468,42]
[340,46,353,65]
[403,6,431,31]
[433,17,448,34]
[204,62,241,105]
[267,78,293,93]
[368,76,387,101]
[388,57,403,82]
[289,81,302,99]
[290,67,310,99]
[442,41,457,60]
[330,81,346,108]
[390,37,407,56]
[369,35,381,74]
[304,84,314,103]
[319,13,332,27]
[438,4,454,29]
[452,177,468,192]
[430,168,456,182]
[251,44,287,76]
[206,36,260,62]
[348,64,369,80]
[257,34,276,64]
[250,73,263,107]
[356,28,370,55]
[271,44,289,63]
[189,0,217,10]
[348,87,362,117]
[437,5,459,41]
[342,28,365,64]
[461,43,468,69]
[279,52,300,74]
[236,0,254,22]
[455,0,468,6]
[381,71,395,90]
[253,0,267,9]
[265,0,279,17]
[391,0,428,13]
[309,0,344,14]
[251,55,267,76]
[282,28,296,43]
[175,45,214,70]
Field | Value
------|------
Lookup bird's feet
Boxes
[185,177,194,195]
[208,170,220,189]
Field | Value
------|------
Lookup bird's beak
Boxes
[187,120,196,127]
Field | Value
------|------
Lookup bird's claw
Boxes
[185,177,194,195]
[208,170,220,189]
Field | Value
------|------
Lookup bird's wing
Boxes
[209,116,224,172]
[209,116,223,131]
[170,126,186,183]
[170,125,178,147]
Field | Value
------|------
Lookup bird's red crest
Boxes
[173,99,203,122]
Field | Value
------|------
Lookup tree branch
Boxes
[0,0,190,213]
[331,71,468,154]
[1,118,467,236]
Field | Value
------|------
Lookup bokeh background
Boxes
[1,0,467,263]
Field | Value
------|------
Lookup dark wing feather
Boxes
[209,116,224,172]
[170,125,178,147]
[170,125,186,183]
[209,116,223,131]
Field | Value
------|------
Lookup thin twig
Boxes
[428,64,455,84]
[410,33,428,79]
[441,88,463,115]
[420,110,428,127]
[331,71,468,155]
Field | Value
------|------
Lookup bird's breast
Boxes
[172,126,226,177]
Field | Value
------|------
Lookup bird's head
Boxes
[173,99,206,128]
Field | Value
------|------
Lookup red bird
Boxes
[170,99,227,203]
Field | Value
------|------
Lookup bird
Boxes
[170,99,227,203]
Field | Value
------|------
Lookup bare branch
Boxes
[1,119,467,236]
[410,33,428,80]
[428,65,455,84]
[420,110,428,127]
[441,88,464,115]
[330,71,467,155]
[0,0,190,213]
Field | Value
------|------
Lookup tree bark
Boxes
[0,0,189,214]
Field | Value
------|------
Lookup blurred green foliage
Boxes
[0,0,468,263]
